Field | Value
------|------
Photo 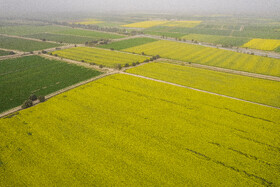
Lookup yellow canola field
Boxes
[73,19,103,25]
[162,21,202,28]
[123,40,280,77]
[242,38,280,51]
[51,47,149,67]
[122,21,169,28]
[0,74,279,186]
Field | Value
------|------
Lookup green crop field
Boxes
[232,30,280,39]
[123,40,280,77]
[181,34,250,47]
[144,26,233,37]
[24,33,98,44]
[0,74,279,186]
[0,35,61,52]
[144,30,186,38]
[99,37,157,50]
[0,50,11,56]
[51,47,150,67]
[127,62,280,107]
[52,28,125,39]
[0,25,66,36]
[0,55,101,113]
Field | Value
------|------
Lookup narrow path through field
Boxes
[121,72,280,110]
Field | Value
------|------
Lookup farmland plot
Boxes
[0,35,61,52]
[0,74,279,186]
[0,55,101,112]
[126,62,280,107]
[51,47,150,67]
[52,28,124,39]
[24,33,98,44]
[123,40,280,77]
[99,37,158,50]
[181,34,250,47]
[242,38,280,51]
[161,21,202,28]
[122,21,169,28]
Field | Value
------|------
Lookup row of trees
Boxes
[21,94,46,109]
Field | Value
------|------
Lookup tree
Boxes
[38,96,46,102]
[21,100,33,109]
[115,64,122,70]
[29,94,37,101]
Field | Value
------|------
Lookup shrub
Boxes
[124,63,129,67]
[90,62,96,66]
[110,48,114,51]
[156,55,160,59]
[81,60,85,62]
[136,61,140,65]
[99,64,104,68]
[115,64,122,70]
[21,100,33,109]
[38,96,46,102]
[141,52,145,55]
[132,62,136,66]
[9,51,16,55]
[29,94,37,101]
[42,50,47,54]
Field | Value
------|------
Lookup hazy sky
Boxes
[1,0,279,15]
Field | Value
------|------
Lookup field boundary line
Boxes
[156,59,280,82]
[122,72,280,110]
[0,72,115,119]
